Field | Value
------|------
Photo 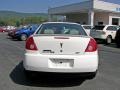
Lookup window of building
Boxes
[112,18,119,25]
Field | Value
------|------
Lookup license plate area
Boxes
[49,58,74,69]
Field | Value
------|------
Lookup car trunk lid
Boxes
[33,36,90,55]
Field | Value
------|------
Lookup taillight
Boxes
[26,36,38,50]
[85,38,97,52]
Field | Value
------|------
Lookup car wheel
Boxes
[20,34,27,41]
[106,36,112,44]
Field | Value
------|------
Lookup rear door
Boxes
[106,26,118,39]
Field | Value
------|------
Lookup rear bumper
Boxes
[23,53,99,73]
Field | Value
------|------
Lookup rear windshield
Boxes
[93,26,105,30]
[36,23,87,36]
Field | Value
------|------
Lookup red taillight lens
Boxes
[26,37,38,50]
[85,38,97,52]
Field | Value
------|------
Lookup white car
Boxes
[82,25,93,35]
[90,25,118,44]
[23,22,99,79]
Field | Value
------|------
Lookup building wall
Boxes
[94,12,109,25]
[49,0,120,25]
[93,0,120,13]
[49,0,92,15]
[66,12,110,25]
[66,13,88,24]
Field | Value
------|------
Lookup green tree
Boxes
[16,21,20,27]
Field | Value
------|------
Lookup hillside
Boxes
[0,11,48,26]
[0,11,48,18]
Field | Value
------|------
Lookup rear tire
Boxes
[106,36,112,45]
[20,34,27,41]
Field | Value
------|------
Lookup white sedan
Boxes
[23,22,99,79]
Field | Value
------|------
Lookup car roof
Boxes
[42,22,81,25]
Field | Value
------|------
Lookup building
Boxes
[48,0,120,26]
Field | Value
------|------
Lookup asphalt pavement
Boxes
[0,33,120,90]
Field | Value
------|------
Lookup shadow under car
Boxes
[9,61,90,87]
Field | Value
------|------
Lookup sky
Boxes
[0,0,120,13]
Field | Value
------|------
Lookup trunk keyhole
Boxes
[60,50,63,52]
